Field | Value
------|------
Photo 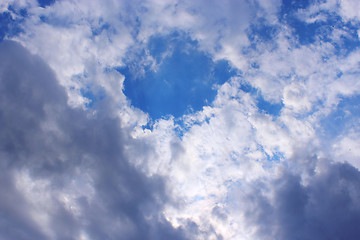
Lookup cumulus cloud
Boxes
[1,0,360,239]
[0,40,189,240]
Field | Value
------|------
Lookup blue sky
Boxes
[120,33,234,119]
[1,0,360,239]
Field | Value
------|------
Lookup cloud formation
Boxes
[1,0,360,239]
[228,161,360,240]
[0,40,189,240]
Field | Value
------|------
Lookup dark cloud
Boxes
[234,161,360,240]
[0,40,189,240]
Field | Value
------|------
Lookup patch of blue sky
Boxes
[90,21,114,39]
[247,18,279,50]
[0,7,26,41]
[280,0,330,44]
[254,142,284,163]
[173,119,191,139]
[256,93,284,116]
[319,94,360,138]
[279,1,360,53]
[282,11,334,45]
[238,79,256,93]
[236,79,283,116]
[265,151,284,162]
[7,5,28,17]
[80,87,105,109]
[76,70,105,109]
[147,32,198,63]
[331,22,360,57]
[280,0,311,14]
[173,114,215,139]
[120,32,237,120]
[141,121,155,131]
[121,30,283,136]
[37,0,56,8]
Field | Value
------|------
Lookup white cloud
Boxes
[333,129,360,169]
[2,0,360,239]
[339,0,360,22]
[282,82,312,114]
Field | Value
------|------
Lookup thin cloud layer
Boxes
[1,0,360,239]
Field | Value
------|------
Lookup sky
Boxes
[1,0,360,239]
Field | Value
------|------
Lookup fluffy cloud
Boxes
[1,0,360,239]
[0,40,189,240]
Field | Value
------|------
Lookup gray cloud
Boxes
[0,40,189,240]
[2,0,360,238]
[231,161,360,240]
